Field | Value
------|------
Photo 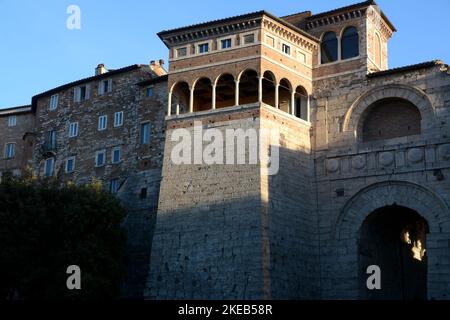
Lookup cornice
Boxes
[305,8,367,30]
[161,19,261,47]
[262,17,318,51]
[367,6,394,39]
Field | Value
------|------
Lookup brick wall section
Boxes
[361,98,421,142]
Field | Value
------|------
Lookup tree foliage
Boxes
[0,174,127,300]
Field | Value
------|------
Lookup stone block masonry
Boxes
[146,103,320,299]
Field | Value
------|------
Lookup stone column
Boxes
[291,91,296,116]
[189,87,194,113]
[258,77,263,103]
[167,91,172,116]
[275,84,279,109]
[235,80,239,106]
[337,35,342,61]
[212,84,216,110]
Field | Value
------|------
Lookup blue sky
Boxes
[1,0,449,108]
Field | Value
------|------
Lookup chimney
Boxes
[95,64,108,75]
[150,59,167,76]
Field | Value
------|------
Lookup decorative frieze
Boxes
[323,144,450,176]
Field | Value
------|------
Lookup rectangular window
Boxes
[146,86,154,97]
[266,35,275,47]
[110,178,119,194]
[140,187,148,199]
[114,111,123,127]
[69,122,79,138]
[49,94,59,110]
[176,47,187,57]
[198,43,209,54]
[5,143,15,159]
[44,158,54,177]
[95,150,106,167]
[140,122,150,145]
[80,86,87,101]
[282,43,291,55]
[75,85,90,102]
[98,79,112,95]
[47,130,57,150]
[65,157,76,173]
[98,115,107,131]
[8,116,17,127]
[221,38,232,49]
[112,147,121,164]
[243,34,255,45]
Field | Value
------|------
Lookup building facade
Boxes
[1,61,169,298]
[147,1,450,300]
[1,0,450,299]
[0,105,35,177]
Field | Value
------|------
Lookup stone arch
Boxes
[335,181,449,238]
[237,68,260,82]
[192,76,213,89]
[343,84,435,141]
[329,181,450,299]
[169,81,190,115]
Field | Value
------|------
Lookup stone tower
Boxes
[146,1,450,300]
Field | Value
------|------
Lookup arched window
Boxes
[238,69,258,105]
[215,74,235,109]
[321,32,338,64]
[361,98,422,142]
[262,71,276,107]
[374,33,382,67]
[278,79,292,113]
[294,86,308,120]
[170,81,190,114]
[341,27,359,59]
[193,78,212,112]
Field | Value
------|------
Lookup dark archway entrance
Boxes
[358,205,429,300]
